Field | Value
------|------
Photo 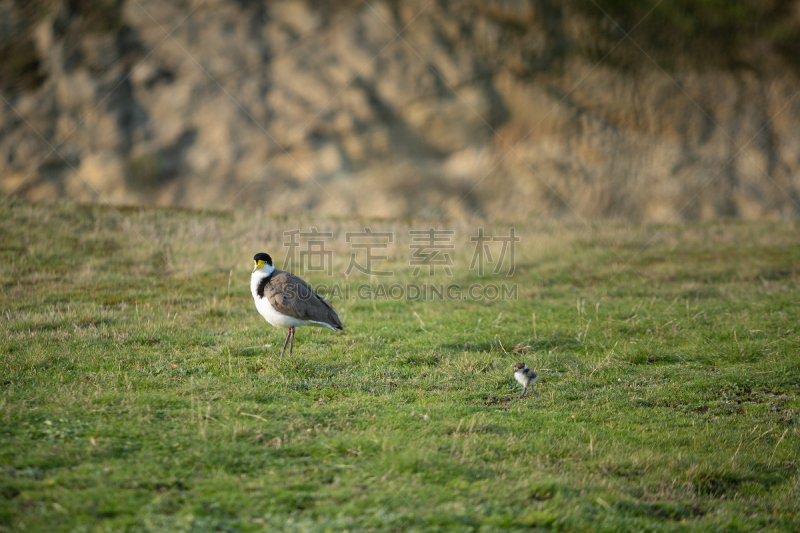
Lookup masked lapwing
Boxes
[250,253,344,359]
[513,362,538,398]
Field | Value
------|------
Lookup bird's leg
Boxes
[280,328,291,361]
[519,387,527,399]
[289,327,295,357]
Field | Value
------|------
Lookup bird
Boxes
[513,362,538,398]
[250,252,344,359]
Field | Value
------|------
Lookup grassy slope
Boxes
[1,200,799,532]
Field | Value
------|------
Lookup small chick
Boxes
[513,362,538,399]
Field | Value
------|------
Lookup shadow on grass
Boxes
[690,462,792,498]
[616,499,705,520]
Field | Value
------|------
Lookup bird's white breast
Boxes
[254,296,309,328]
[514,370,535,386]
[251,267,338,330]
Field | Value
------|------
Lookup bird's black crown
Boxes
[253,253,273,265]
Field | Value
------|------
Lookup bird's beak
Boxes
[252,260,261,273]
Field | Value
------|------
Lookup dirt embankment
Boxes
[2,0,800,221]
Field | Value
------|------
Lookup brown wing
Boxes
[263,271,344,330]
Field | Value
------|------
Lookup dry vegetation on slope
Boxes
[2,0,800,220]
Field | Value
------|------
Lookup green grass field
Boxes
[1,200,799,532]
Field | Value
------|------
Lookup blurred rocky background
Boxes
[2,0,800,221]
